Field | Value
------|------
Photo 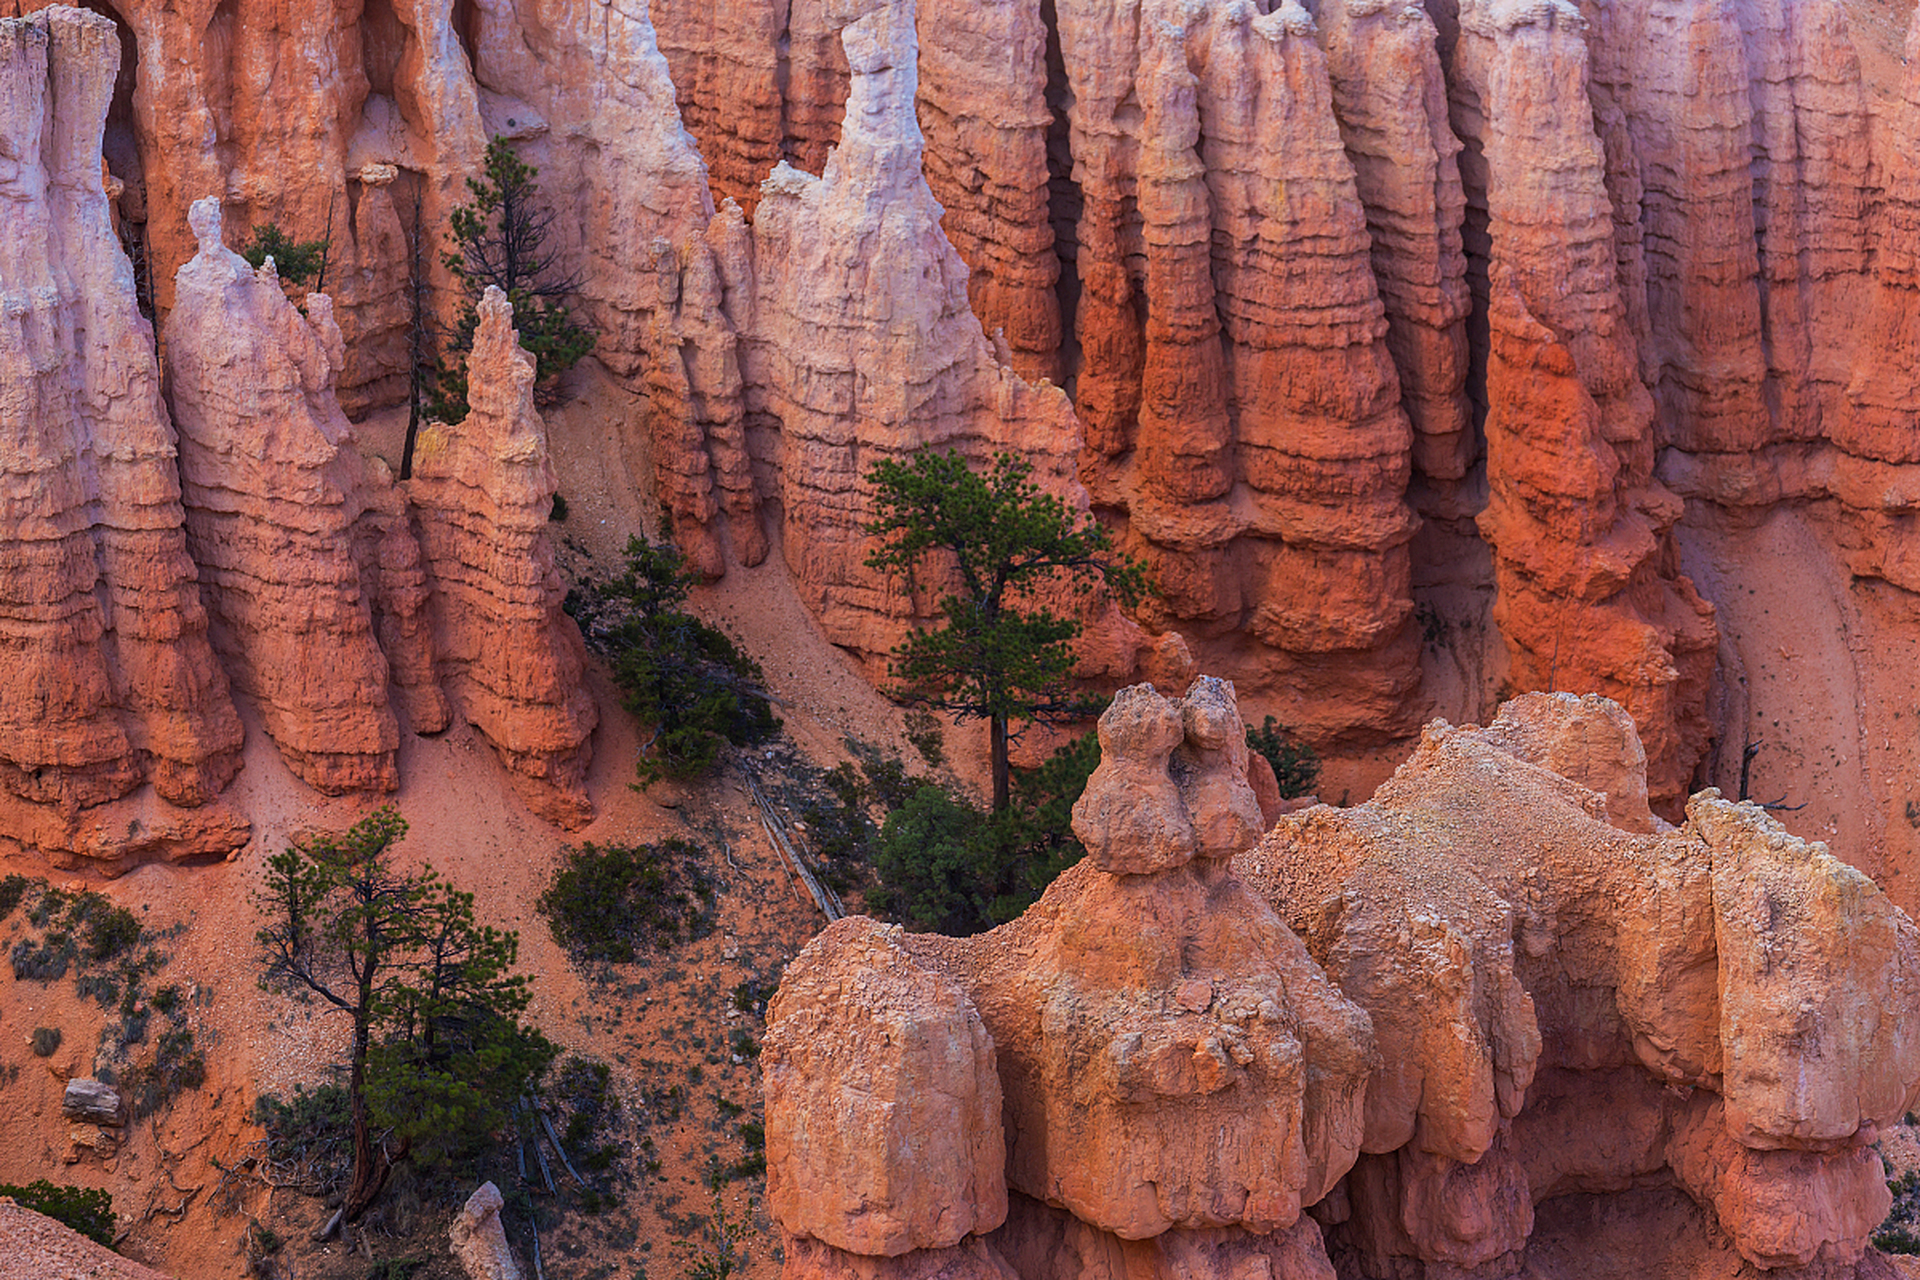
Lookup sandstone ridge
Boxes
[764,684,1920,1279]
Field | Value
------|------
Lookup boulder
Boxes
[61,1079,123,1126]
[449,1182,522,1280]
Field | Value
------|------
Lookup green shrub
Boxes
[24,885,67,928]
[430,137,595,424]
[868,785,986,934]
[123,1027,206,1120]
[29,1027,61,1057]
[869,732,1098,936]
[567,538,778,784]
[1879,1169,1920,1254]
[0,1180,115,1246]
[730,976,778,1018]
[11,936,72,982]
[0,874,30,923]
[240,223,328,286]
[539,839,717,962]
[77,898,141,964]
[904,708,946,768]
[1246,716,1320,799]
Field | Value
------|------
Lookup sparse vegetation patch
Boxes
[0,1180,116,1247]
[1246,715,1320,799]
[567,538,779,785]
[539,840,718,963]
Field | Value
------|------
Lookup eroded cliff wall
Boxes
[0,7,247,862]
[17,0,1920,849]
[637,0,1920,812]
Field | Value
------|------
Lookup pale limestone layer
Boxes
[738,0,1146,681]
[164,199,418,794]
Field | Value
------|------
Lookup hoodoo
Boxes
[767,684,1920,1278]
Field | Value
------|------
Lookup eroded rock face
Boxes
[0,11,602,854]
[1443,0,1717,816]
[1239,691,1920,1275]
[69,0,1920,816]
[739,0,1143,677]
[407,288,597,828]
[766,686,1920,1279]
[764,917,1007,1256]
[0,7,246,864]
[456,0,767,576]
[164,198,416,794]
[641,0,1762,781]
[766,678,1377,1275]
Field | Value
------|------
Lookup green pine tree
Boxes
[864,450,1146,812]
[427,137,595,429]
[254,808,554,1223]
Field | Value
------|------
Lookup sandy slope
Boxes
[1678,508,1920,918]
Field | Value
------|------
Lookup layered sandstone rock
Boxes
[0,12,606,856]
[649,0,1430,741]
[1440,0,1717,815]
[766,678,1376,1277]
[1057,0,1422,739]
[768,686,1920,1279]
[639,0,1770,776]
[0,7,247,863]
[407,288,597,826]
[764,917,1007,1256]
[456,0,765,575]
[913,0,1059,383]
[1312,0,1474,507]
[1241,691,1920,1275]
[164,198,430,794]
[7,0,487,417]
[738,1,1142,675]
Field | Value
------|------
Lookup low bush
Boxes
[566,538,778,784]
[78,898,141,965]
[868,732,1099,936]
[253,1084,354,1197]
[539,839,717,962]
[30,1027,61,1057]
[240,223,328,287]
[123,1026,206,1120]
[1878,1169,1920,1254]
[1246,716,1320,799]
[0,874,30,923]
[0,1180,115,1246]
[11,936,73,982]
